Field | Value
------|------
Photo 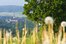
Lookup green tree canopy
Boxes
[23,0,66,30]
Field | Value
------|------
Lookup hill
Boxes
[0,5,23,12]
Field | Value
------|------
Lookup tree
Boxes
[23,0,66,32]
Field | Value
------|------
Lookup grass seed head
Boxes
[45,16,54,24]
[61,21,66,27]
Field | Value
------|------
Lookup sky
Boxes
[0,0,25,6]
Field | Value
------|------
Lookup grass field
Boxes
[0,17,66,44]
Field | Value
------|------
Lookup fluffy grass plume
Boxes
[45,16,54,44]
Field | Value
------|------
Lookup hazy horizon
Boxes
[0,0,25,6]
[0,0,26,17]
[0,12,26,17]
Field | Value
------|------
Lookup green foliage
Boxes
[23,0,66,31]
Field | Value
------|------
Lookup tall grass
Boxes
[0,16,66,44]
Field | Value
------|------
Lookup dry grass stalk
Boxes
[31,23,38,44]
[55,33,58,44]
[9,32,12,44]
[48,23,54,44]
[61,27,66,44]
[42,25,49,44]
[35,24,39,44]
[57,26,62,44]
[21,28,27,44]
[16,22,20,44]
[6,31,9,44]
[44,16,54,44]
[31,28,36,44]
[21,23,27,44]
[61,33,66,44]
[0,29,2,44]
[3,29,7,44]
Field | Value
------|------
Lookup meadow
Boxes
[0,16,66,44]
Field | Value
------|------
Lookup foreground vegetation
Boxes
[0,16,66,44]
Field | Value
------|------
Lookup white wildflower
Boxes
[45,16,54,24]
